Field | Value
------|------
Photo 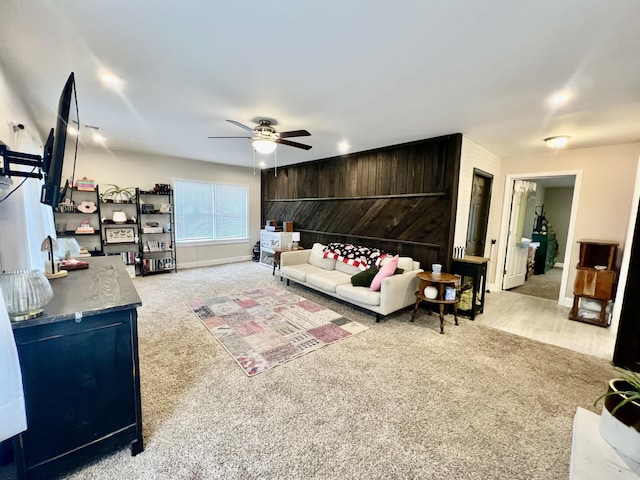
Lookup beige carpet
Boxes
[510,267,563,300]
[1,261,617,480]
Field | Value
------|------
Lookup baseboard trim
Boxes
[179,255,253,270]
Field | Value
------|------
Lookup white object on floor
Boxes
[0,287,27,441]
[571,407,640,479]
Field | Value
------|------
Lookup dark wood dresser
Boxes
[532,231,557,274]
[10,256,143,479]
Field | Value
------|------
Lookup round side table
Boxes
[411,271,460,334]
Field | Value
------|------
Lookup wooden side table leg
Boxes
[411,298,420,322]
[438,304,445,334]
[454,302,459,326]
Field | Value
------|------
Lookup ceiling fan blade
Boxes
[278,129,311,138]
[226,119,255,133]
[276,138,312,150]
[207,136,252,139]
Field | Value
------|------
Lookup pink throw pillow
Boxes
[370,255,399,291]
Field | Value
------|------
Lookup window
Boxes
[174,180,248,243]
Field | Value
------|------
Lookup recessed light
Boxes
[548,91,571,108]
[338,140,350,153]
[93,133,106,144]
[544,136,570,148]
[258,161,266,168]
[101,73,123,87]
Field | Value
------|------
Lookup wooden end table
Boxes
[411,271,460,334]
[272,247,304,276]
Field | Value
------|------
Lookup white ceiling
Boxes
[1,1,639,169]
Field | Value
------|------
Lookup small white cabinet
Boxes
[259,230,293,268]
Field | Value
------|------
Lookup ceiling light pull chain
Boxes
[274,149,277,177]
[253,148,256,175]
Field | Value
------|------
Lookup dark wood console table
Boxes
[10,257,143,480]
[451,255,488,320]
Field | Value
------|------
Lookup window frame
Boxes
[173,178,249,247]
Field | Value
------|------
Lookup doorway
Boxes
[466,169,493,256]
[497,171,582,306]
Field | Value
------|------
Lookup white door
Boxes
[503,181,532,290]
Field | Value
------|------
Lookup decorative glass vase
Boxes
[0,270,54,321]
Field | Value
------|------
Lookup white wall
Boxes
[0,63,53,272]
[544,186,573,263]
[455,136,501,273]
[69,145,262,268]
[489,143,640,307]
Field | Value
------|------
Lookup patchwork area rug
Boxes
[187,286,369,376]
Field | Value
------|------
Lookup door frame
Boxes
[495,169,582,306]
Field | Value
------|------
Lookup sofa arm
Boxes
[280,249,312,267]
[378,269,424,315]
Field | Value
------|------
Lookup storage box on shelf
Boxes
[137,187,177,276]
[569,239,619,327]
[53,187,104,256]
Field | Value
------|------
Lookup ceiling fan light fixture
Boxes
[544,135,570,148]
[253,139,277,154]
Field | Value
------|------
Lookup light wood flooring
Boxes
[476,289,617,360]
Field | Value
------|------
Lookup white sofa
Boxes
[279,243,423,321]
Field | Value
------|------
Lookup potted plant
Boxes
[100,184,135,203]
[594,368,640,461]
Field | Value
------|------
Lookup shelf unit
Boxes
[99,186,139,278]
[137,188,177,276]
[569,239,618,327]
[259,230,293,269]
[53,187,104,256]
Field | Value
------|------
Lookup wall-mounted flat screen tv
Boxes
[40,72,78,207]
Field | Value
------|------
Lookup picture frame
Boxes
[105,227,136,244]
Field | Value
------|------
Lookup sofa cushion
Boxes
[308,243,335,271]
[335,260,362,276]
[371,255,398,291]
[381,255,414,272]
[336,284,381,306]
[281,264,323,283]
[306,270,352,293]
[351,266,379,287]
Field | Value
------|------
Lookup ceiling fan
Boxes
[208,119,312,154]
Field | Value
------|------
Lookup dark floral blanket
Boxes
[322,243,386,270]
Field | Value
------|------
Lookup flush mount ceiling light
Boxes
[544,136,571,148]
[252,139,277,154]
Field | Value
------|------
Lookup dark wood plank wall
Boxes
[261,133,462,271]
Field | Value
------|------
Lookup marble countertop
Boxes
[11,256,142,330]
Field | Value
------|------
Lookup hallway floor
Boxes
[477,289,616,360]
[510,267,562,300]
